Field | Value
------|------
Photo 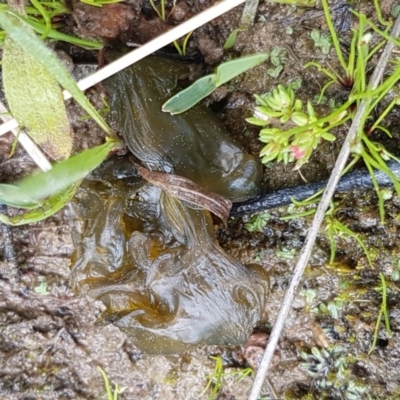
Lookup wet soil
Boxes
[1,0,400,399]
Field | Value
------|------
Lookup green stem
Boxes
[172,40,183,55]
[361,154,386,223]
[281,101,353,139]
[380,272,391,336]
[327,222,336,264]
[346,25,357,80]
[321,0,347,73]
[369,273,391,354]
[161,0,165,21]
[369,98,397,133]
[354,10,400,47]
[373,0,392,27]
[29,0,51,39]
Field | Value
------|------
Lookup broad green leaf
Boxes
[215,53,268,86]
[162,54,267,114]
[3,34,72,160]
[0,181,80,226]
[15,139,117,202]
[0,12,111,134]
[0,184,40,209]
[162,74,216,115]
[10,11,103,50]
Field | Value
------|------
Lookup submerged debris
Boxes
[70,55,268,353]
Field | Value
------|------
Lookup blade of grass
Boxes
[10,11,103,49]
[30,0,51,39]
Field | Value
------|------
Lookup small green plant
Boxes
[33,276,49,295]
[223,27,245,50]
[310,29,331,54]
[0,11,119,226]
[149,0,167,21]
[390,260,400,282]
[97,367,125,400]
[201,356,255,399]
[276,247,296,260]
[148,0,192,55]
[392,4,400,18]
[0,2,103,49]
[326,213,374,268]
[201,356,224,400]
[244,211,270,232]
[300,346,367,399]
[246,84,341,169]
[267,46,287,78]
[369,272,391,354]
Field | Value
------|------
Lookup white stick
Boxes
[248,13,400,400]
[0,102,52,172]
[0,0,246,137]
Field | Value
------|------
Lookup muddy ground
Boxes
[1,0,400,399]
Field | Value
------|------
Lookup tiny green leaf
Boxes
[223,27,245,50]
[321,131,336,141]
[162,74,216,114]
[246,117,268,126]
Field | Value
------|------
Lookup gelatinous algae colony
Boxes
[70,57,268,353]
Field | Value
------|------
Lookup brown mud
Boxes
[1,1,400,399]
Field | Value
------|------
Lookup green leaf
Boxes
[0,184,40,209]
[215,53,268,86]
[162,54,267,114]
[10,11,103,50]
[161,74,216,114]
[0,181,80,226]
[245,117,268,126]
[223,28,245,50]
[0,12,111,134]
[3,33,72,160]
[321,131,336,141]
[15,139,117,202]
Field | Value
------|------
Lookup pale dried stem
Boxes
[0,102,52,172]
